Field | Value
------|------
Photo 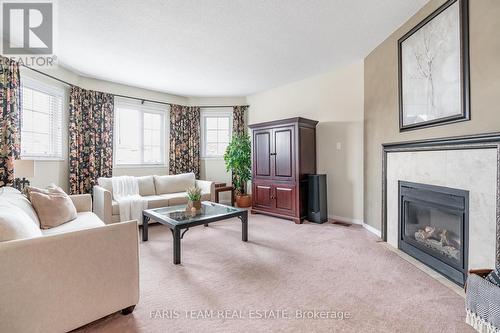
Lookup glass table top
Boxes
[146,201,243,225]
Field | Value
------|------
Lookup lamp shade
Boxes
[14,160,35,178]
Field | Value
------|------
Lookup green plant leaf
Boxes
[223,134,252,194]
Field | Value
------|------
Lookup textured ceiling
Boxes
[56,0,428,96]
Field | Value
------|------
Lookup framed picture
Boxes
[398,0,470,132]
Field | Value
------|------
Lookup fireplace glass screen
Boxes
[404,201,463,267]
[399,181,469,286]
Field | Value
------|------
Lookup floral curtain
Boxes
[69,86,114,194]
[169,104,200,178]
[232,105,247,137]
[0,57,21,187]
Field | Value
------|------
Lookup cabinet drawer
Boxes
[274,184,296,216]
[252,181,296,217]
[252,182,273,210]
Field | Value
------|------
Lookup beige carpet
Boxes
[77,214,473,333]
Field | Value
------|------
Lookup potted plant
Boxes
[224,134,252,208]
[186,186,202,212]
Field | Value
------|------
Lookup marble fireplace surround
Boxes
[382,133,500,270]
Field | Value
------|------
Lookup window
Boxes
[201,109,232,158]
[114,98,166,166]
[21,77,64,159]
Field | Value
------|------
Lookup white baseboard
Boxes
[328,215,363,225]
[328,215,382,238]
[362,223,382,238]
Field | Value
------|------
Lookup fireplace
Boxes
[398,181,469,286]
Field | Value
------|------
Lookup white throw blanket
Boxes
[112,176,147,223]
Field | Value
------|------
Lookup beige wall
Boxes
[247,61,365,222]
[364,0,500,230]
[20,66,244,192]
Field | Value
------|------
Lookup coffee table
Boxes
[142,201,248,264]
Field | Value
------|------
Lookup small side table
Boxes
[214,182,234,206]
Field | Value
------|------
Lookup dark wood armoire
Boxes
[249,117,318,224]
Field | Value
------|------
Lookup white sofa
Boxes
[93,172,215,224]
[0,187,139,333]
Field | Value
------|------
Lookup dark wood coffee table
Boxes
[142,201,248,264]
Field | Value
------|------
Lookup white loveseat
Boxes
[93,172,215,224]
[0,187,139,333]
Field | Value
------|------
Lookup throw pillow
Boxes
[137,176,156,196]
[26,184,58,201]
[29,187,78,229]
[0,205,43,242]
[154,173,195,194]
[486,268,500,287]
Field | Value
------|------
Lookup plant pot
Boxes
[235,194,251,208]
[186,200,202,212]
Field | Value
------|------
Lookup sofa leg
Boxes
[121,305,136,315]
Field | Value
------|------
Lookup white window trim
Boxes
[200,108,233,160]
[113,98,168,167]
[20,76,64,161]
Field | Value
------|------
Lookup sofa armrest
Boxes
[93,185,113,224]
[70,194,92,213]
[0,220,139,333]
[196,179,216,201]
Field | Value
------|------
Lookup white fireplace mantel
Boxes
[381,133,500,273]
[386,149,497,269]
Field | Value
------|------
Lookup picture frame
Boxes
[398,0,470,132]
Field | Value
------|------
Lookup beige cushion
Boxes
[137,176,156,196]
[0,188,40,226]
[0,204,42,241]
[30,187,78,229]
[41,212,105,236]
[99,176,156,197]
[26,184,60,202]
[0,186,23,195]
[154,173,195,195]
[112,195,169,215]
[144,195,169,209]
[158,190,211,206]
[97,177,113,193]
[159,192,189,205]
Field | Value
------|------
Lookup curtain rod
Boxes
[21,65,249,108]
[23,65,72,86]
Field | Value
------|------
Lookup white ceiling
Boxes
[56,0,428,97]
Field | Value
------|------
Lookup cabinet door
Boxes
[253,129,271,178]
[253,182,273,210]
[274,184,295,215]
[273,126,294,180]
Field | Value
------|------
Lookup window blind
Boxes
[21,77,64,160]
